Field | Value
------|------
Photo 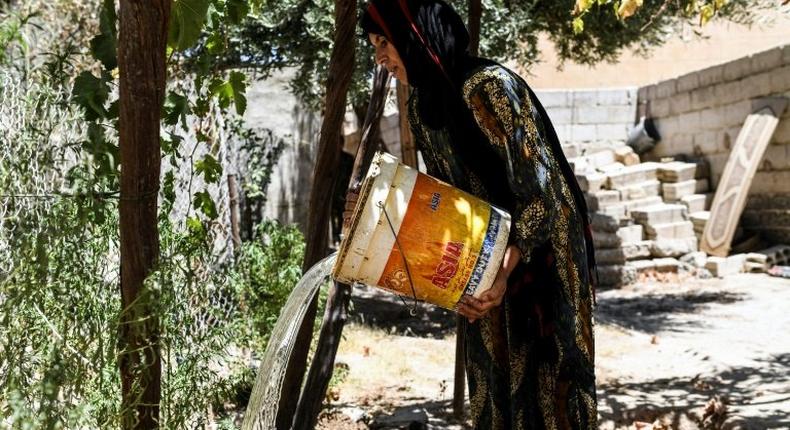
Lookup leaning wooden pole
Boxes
[452,0,482,420]
[264,0,358,427]
[117,0,169,428]
[292,66,391,430]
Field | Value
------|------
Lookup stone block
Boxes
[598,88,636,106]
[585,190,621,211]
[575,105,635,125]
[599,162,625,174]
[656,80,677,99]
[677,72,700,93]
[592,231,622,249]
[705,254,746,277]
[669,92,692,115]
[649,237,699,258]
[750,171,790,194]
[586,149,616,168]
[651,97,671,117]
[596,248,627,264]
[618,180,661,200]
[690,85,717,111]
[623,196,664,214]
[597,264,637,287]
[562,143,581,158]
[723,55,752,82]
[591,213,620,233]
[597,124,630,141]
[548,107,573,124]
[627,259,656,273]
[599,203,627,219]
[751,47,783,72]
[679,194,708,213]
[616,224,644,244]
[571,124,597,142]
[555,124,572,143]
[632,204,687,225]
[654,257,680,273]
[535,90,568,108]
[576,172,606,192]
[698,64,724,87]
[644,221,695,240]
[759,144,790,171]
[657,161,698,182]
[768,65,790,96]
[662,179,709,201]
[680,251,707,268]
[623,240,654,260]
[614,146,640,166]
[606,162,659,189]
[572,90,599,107]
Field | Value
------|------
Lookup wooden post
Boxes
[292,66,391,430]
[117,0,169,427]
[396,81,417,168]
[270,0,358,427]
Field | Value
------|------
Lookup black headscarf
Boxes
[360,0,598,290]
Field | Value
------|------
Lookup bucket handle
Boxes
[377,201,420,317]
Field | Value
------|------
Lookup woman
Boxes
[351,0,598,428]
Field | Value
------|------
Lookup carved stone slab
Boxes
[701,98,788,257]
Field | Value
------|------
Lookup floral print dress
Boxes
[408,64,597,430]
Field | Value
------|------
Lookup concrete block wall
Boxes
[637,43,790,245]
[535,88,638,156]
[638,44,790,190]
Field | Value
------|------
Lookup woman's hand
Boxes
[342,189,360,229]
[457,245,521,323]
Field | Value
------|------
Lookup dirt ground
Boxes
[317,273,790,430]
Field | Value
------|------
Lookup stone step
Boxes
[597,264,637,287]
[657,161,697,183]
[627,259,656,273]
[585,190,621,211]
[576,172,606,192]
[662,179,710,201]
[631,204,688,225]
[569,149,616,173]
[623,196,664,213]
[616,224,644,244]
[644,221,695,240]
[591,213,621,233]
[618,180,661,200]
[679,193,713,213]
[606,162,659,190]
[649,237,699,258]
[596,241,654,264]
[592,231,622,249]
[653,257,681,273]
[754,244,790,266]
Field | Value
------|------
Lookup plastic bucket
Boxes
[332,152,512,311]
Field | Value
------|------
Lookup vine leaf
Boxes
[195,154,222,184]
[72,71,110,121]
[193,190,218,219]
[169,0,211,51]
[90,0,117,70]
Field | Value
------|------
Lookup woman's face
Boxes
[369,33,408,84]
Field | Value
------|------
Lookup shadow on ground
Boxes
[599,353,790,429]
[348,285,457,338]
[596,290,744,334]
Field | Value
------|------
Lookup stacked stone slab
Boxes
[572,149,723,285]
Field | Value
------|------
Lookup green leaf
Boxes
[168,0,211,51]
[205,31,225,55]
[163,92,190,128]
[195,154,222,184]
[193,190,218,219]
[163,171,176,207]
[572,17,584,34]
[228,71,247,115]
[208,71,247,115]
[90,0,117,70]
[226,0,250,25]
[72,71,110,121]
[699,4,715,25]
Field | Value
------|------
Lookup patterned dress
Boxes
[408,64,597,429]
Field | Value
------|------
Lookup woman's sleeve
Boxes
[463,71,559,264]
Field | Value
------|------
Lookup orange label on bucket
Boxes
[376,174,492,309]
